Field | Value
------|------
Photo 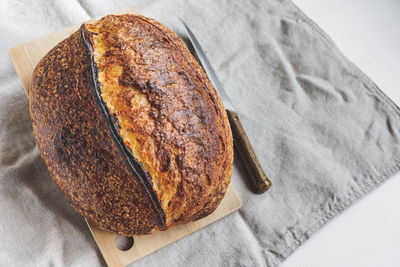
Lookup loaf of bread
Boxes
[29,15,233,235]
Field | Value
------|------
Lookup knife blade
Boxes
[180,21,235,112]
[181,20,272,193]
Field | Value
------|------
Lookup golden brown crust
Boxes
[29,14,233,235]
[30,27,164,235]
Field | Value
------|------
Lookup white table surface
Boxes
[282,0,400,266]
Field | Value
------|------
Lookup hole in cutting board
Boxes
[115,235,134,251]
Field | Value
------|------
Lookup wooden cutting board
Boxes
[8,6,242,267]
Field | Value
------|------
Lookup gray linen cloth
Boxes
[1,0,400,266]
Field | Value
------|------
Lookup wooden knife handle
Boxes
[226,110,272,193]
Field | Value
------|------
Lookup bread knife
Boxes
[181,20,272,193]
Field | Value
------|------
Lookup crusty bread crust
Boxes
[29,14,233,235]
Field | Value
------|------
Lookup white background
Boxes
[282,0,400,266]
